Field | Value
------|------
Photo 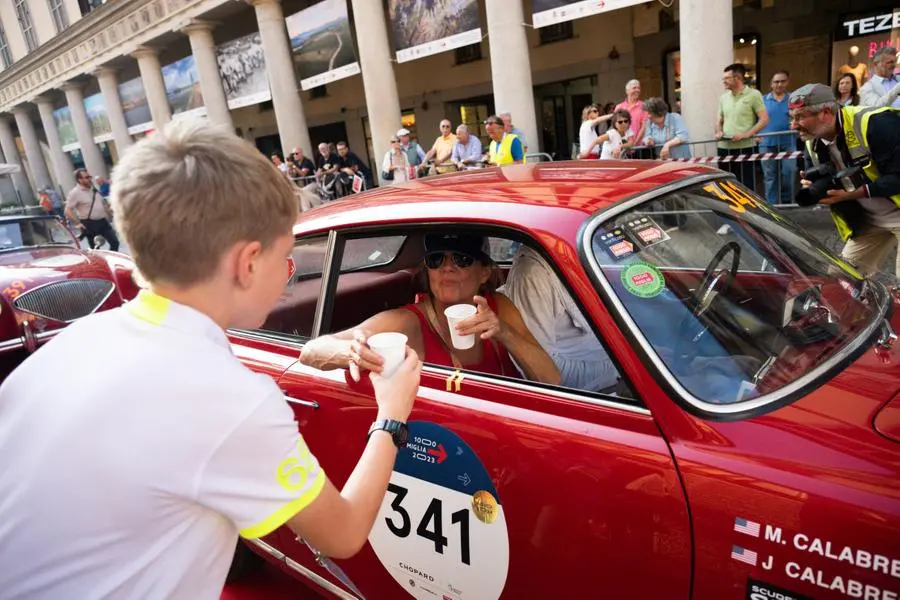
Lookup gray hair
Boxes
[643,97,669,118]
[625,79,640,91]
[873,46,898,63]
[456,124,470,134]
[498,111,511,120]
[802,101,842,116]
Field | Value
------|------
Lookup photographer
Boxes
[791,83,900,278]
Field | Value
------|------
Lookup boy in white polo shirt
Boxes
[0,120,421,599]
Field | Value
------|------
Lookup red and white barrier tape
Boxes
[664,151,803,164]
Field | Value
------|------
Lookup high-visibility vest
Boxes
[806,105,900,241]
[489,133,525,165]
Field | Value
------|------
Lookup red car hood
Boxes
[0,246,113,286]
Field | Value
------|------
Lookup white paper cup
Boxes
[366,332,408,378]
[444,304,477,350]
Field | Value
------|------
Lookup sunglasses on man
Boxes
[424,252,476,269]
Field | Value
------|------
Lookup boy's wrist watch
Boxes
[368,419,408,448]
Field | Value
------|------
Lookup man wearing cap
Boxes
[790,82,900,277]
[397,128,426,176]
[484,115,524,166]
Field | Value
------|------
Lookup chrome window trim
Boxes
[228,328,304,349]
[421,364,651,416]
[13,278,116,323]
[0,328,58,353]
[311,230,341,338]
[580,173,887,416]
[244,539,359,600]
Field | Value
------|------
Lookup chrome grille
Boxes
[14,279,115,323]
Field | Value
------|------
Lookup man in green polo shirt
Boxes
[715,63,769,191]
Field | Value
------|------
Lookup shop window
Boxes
[455,43,482,65]
[401,110,418,144]
[539,21,573,45]
[663,33,760,107]
[458,103,491,148]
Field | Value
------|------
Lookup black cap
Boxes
[424,234,491,262]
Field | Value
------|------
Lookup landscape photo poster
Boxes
[531,0,650,29]
[285,0,361,91]
[118,76,154,135]
[388,0,482,63]
[83,93,114,143]
[52,106,79,152]
[162,55,206,120]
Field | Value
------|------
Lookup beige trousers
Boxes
[841,226,900,278]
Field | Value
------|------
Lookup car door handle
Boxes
[283,394,319,410]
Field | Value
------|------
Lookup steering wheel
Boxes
[671,242,742,371]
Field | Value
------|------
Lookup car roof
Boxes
[295,160,720,237]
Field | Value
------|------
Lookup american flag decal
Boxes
[731,545,758,566]
[734,517,761,537]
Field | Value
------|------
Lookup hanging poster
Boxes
[83,93,114,144]
[532,0,650,29]
[162,55,206,120]
[216,32,271,110]
[118,76,154,135]
[388,0,482,63]
[52,106,79,152]
[286,0,361,91]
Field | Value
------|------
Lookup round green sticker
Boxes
[621,262,665,298]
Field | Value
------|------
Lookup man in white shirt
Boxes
[0,119,422,599]
[500,245,620,392]
[859,47,900,108]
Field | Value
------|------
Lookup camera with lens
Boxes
[795,162,865,206]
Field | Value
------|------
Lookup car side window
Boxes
[257,236,329,339]
[319,228,633,400]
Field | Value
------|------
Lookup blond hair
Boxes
[110,119,297,286]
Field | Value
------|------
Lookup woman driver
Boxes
[300,234,560,385]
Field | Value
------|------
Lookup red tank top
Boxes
[404,294,518,377]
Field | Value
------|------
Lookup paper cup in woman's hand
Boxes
[444,304,477,349]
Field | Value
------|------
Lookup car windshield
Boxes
[586,177,885,410]
[0,218,76,252]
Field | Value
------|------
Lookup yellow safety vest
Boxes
[805,105,900,241]
[489,133,525,165]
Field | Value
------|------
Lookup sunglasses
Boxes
[616,120,630,124]
[424,252,476,269]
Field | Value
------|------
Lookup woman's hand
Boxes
[455,296,507,342]
[660,143,671,160]
[644,137,655,147]
[347,328,385,382]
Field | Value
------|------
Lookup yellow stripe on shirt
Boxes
[126,290,172,326]
[239,469,326,539]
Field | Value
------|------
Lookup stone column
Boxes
[0,116,36,204]
[350,0,401,185]
[35,96,76,193]
[485,0,539,154]
[183,21,233,129]
[250,0,311,156]
[132,46,172,128]
[94,67,134,154]
[61,82,108,179]
[679,0,732,144]
[12,107,53,191]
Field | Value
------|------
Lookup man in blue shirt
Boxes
[450,124,483,170]
[759,70,797,204]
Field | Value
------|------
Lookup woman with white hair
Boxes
[382,135,411,185]
[615,79,649,156]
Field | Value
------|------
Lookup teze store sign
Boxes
[840,11,900,38]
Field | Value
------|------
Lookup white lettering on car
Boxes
[785,562,898,599]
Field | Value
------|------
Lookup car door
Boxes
[272,227,693,599]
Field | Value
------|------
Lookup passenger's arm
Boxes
[299,308,417,379]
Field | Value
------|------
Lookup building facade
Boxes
[0,0,894,205]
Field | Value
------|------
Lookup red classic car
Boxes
[0,213,138,373]
[226,161,900,600]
